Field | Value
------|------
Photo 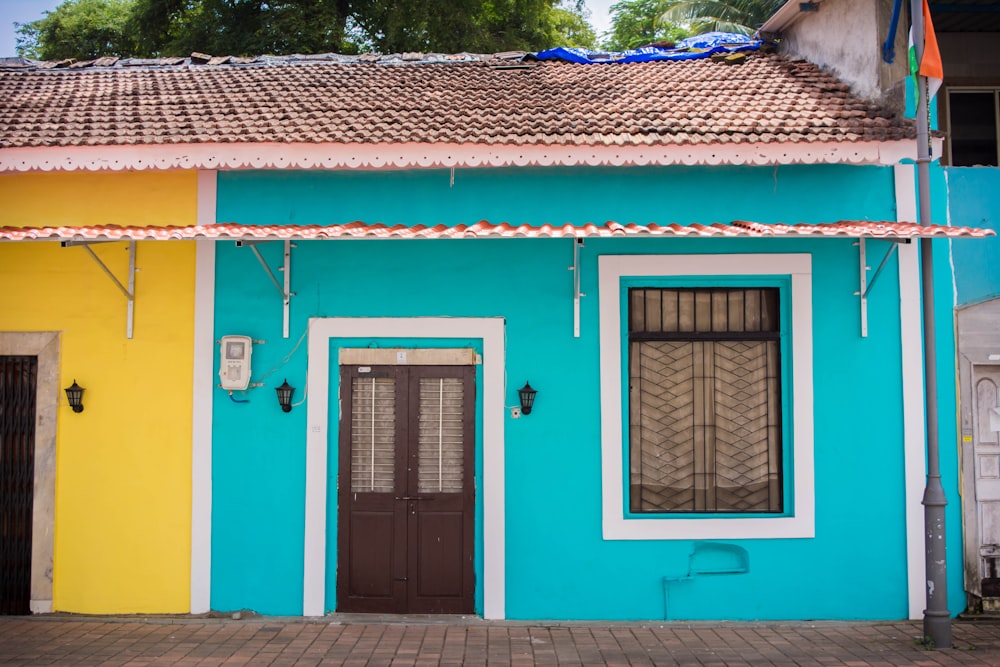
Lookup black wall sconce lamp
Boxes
[518,381,537,416]
[65,380,85,413]
[276,379,295,413]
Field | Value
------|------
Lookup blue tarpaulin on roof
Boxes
[534,32,762,64]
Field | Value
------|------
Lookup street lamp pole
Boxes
[909,0,951,649]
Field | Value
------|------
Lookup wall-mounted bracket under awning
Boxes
[854,237,910,338]
[62,240,135,339]
[236,239,293,338]
[8,220,988,344]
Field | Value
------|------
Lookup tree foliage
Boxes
[353,0,577,54]
[16,0,138,60]
[128,0,352,57]
[17,0,597,60]
[659,0,784,37]
[603,0,688,51]
[545,1,598,50]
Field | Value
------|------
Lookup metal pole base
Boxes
[923,476,951,649]
[922,609,952,649]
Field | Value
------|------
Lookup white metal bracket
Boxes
[63,240,136,339]
[854,237,908,338]
[237,239,294,338]
[569,238,585,338]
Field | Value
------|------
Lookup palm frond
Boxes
[660,0,784,36]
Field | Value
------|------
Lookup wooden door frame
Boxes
[303,317,506,618]
[958,298,1000,604]
[336,364,476,613]
[970,365,1000,600]
[0,332,59,614]
[1,355,39,614]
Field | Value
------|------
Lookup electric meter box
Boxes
[219,335,253,390]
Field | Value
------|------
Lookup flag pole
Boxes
[910,0,952,649]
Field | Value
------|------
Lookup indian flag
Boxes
[909,0,943,101]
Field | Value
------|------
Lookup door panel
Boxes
[338,363,474,614]
[974,367,1000,595]
[347,511,396,599]
[0,356,37,616]
[414,511,465,598]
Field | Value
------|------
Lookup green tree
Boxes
[129,0,351,57]
[604,0,688,51]
[353,0,499,54]
[546,1,598,49]
[16,0,138,60]
[659,0,784,37]
[17,0,597,59]
[354,0,587,54]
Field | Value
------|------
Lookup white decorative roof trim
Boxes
[760,0,814,34]
[0,140,930,173]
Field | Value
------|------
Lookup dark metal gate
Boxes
[0,356,37,615]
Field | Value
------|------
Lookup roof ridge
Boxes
[0,50,539,72]
[0,35,772,73]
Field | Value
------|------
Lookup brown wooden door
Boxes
[0,356,37,616]
[337,364,475,614]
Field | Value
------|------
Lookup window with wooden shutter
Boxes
[350,376,396,493]
[418,377,465,493]
[628,288,782,513]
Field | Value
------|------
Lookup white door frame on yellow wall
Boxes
[303,317,506,618]
[0,332,59,614]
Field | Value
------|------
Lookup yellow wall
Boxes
[0,171,197,613]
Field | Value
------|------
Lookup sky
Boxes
[0,0,617,58]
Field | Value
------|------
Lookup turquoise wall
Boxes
[210,165,965,620]
[216,165,894,226]
[211,245,309,615]
[945,167,1000,306]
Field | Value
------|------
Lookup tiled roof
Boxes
[0,52,914,150]
[1,221,991,243]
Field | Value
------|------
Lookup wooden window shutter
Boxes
[417,377,465,493]
[350,377,396,493]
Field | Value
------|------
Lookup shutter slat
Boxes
[418,378,464,493]
[350,377,395,493]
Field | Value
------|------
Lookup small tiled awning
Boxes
[0,220,994,242]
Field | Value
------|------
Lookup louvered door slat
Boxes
[418,378,465,493]
[350,377,396,493]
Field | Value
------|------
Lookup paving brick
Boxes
[2,619,1000,666]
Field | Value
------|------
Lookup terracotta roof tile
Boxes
[0,53,914,150]
[0,221,991,243]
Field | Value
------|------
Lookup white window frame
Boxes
[599,254,815,540]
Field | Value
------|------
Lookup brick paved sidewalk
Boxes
[2,617,1000,667]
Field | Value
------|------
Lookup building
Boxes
[0,8,992,619]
